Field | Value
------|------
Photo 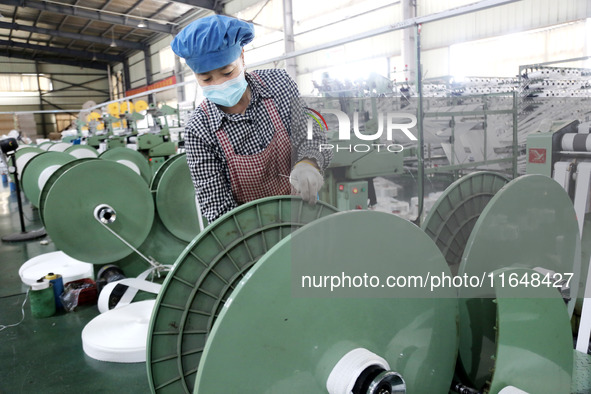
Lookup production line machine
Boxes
[315,97,412,212]
[133,104,178,173]
[526,119,591,356]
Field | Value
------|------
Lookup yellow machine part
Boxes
[134,100,148,112]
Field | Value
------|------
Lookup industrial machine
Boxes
[124,104,178,174]
[146,103,177,133]
[143,173,589,393]
[316,96,407,211]
[120,111,145,135]
[135,131,176,174]
[525,118,591,357]
[525,119,581,178]
[18,150,202,279]
[101,114,121,135]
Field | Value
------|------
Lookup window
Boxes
[0,73,52,92]
[159,46,175,73]
[111,71,124,100]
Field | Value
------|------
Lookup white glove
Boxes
[290,160,323,204]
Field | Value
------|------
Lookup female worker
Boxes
[171,15,332,223]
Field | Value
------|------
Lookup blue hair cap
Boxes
[171,15,254,73]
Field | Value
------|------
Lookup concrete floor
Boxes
[0,179,149,393]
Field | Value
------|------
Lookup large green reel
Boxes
[100,147,152,184]
[150,153,203,242]
[458,174,581,310]
[456,175,580,391]
[147,197,338,394]
[37,141,54,150]
[194,211,459,393]
[38,158,93,224]
[42,160,154,264]
[64,145,99,159]
[47,142,72,152]
[15,146,43,180]
[422,171,509,275]
[458,268,573,393]
[21,151,76,207]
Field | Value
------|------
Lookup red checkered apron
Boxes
[215,94,292,205]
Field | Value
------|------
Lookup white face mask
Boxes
[201,70,248,107]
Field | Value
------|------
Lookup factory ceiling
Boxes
[0,0,224,70]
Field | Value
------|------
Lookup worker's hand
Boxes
[290,160,323,204]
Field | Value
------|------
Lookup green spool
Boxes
[150,153,204,242]
[30,284,56,318]
[194,211,459,393]
[15,146,43,180]
[38,158,94,225]
[42,160,154,264]
[100,147,152,184]
[37,141,54,151]
[422,171,509,275]
[64,145,99,159]
[458,174,581,311]
[47,142,72,152]
[20,151,76,207]
[457,175,580,390]
[458,268,573,393]
[147,197,339,394]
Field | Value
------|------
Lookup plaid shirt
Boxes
[185,69,332,223]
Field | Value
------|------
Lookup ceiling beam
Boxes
[121,1,174,41]
[0,50,108,70]
[3,0,175,34]
[0,21,146,49]
[0,39,124,62]
[123,0,143,14]
[49,14,69,45]
[26,10,43,44]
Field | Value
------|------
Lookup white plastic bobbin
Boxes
[37,164,62,192]
[19,251,94,286]
[116,159,141,176]
[82,299,155,363]
[327,348,400,394]
[498,386,529,394]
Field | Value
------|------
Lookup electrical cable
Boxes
[0,289,29,332]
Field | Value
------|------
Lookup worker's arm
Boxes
[185,127,237,223]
